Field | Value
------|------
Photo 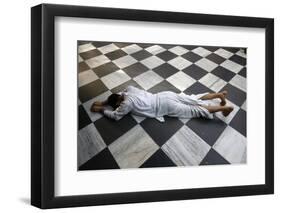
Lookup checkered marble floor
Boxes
[77,41,247,170]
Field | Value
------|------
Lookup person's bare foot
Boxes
[220,91,228,106]
[222,106,233,117]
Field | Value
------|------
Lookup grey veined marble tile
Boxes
[101,69,131,89]
[78,123,107,166]
[213,126,247,164]
[108,125,159,168]
[229,74,247,92]
[162,125,211,166]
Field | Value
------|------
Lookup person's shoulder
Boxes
[126,85,135,90]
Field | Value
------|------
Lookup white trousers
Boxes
[156,91,214,119]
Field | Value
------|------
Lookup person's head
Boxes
[107,94,124,109]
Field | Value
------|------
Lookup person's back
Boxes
[122,86,157,118]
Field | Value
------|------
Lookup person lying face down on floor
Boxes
[90,85,233,122]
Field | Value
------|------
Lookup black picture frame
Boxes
[31,3,274,209]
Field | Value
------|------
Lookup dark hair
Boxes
[107,94,121,109]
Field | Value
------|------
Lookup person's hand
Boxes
[90,105,104,113]
[92,101,103,106]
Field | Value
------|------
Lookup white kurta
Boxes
[103,86,213,121]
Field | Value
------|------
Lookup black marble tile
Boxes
[78,105,92,130]
[229,109,247,137]
[138,43,154,49]
[78,61,90,73]
[206,53,226,64]
[186,117,227,146]
[131,50,153,61]
[79,148,119,170]
[229,54,247,66]
[79,79,108,103]
[94,115,137,145]
[156,50,178,61]
[160,44,176,49]
[114,42,131,48]
[105,49,127,60]
[140,149,176,168]
[183,82,213,95]
[153,63,179,78]
[92,62,120,78]
[91,41,111,48]
[203,46,220,52]
[140,116,183,146]
[80,49,102,60]
[223,47,240,53]
[211,66,236,82]
[123,62,149,78]
[182,64,208,80]
[182,45,197,50]
[181,51,202,63]
[238,67,247,78]
[148,80,181,94]
[200,148,230,165]
[219,84,246,106]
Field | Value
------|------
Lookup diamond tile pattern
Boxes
[77,41,247,170]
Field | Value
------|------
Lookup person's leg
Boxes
[200,91,227,106]
[201,105,234,117]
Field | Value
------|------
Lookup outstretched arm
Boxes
[90,99,108,112]
[103,101,132,121]
[93,100,108,106]
[91,100,132,121]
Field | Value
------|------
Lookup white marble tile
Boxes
[162,126,211,166]
[167,71,196,91]
[145,45,166,55]
[214,48,234,59]
[101,70,131,89]
[78,70,98,87]
[122,44,142,54]
[133,70,164,90]
[85,55,110,68]
[229,74,247,92]
[195,58,218,72]
[213,126,247,164]
[140,56,165,69]
[78,55,83,62]
[236,49,247,58]
[241,100,247,111]
[78,123,107,166]
[131,114,146,123]
[211,80,227,92]
[108,125,159,168]
[199,73,227,92]
[179,118,190,124]
[168,46,189,55]
[168,56,192,70]
[97,43,119,54]
[215,99,240,124]
[113,55,138,69]
[192,47,212,57]
[220,59,244,73]
[78,43,96,53]
[199,73,218,87]
[83,91,113,122]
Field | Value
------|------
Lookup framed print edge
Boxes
[31,3,274,209]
